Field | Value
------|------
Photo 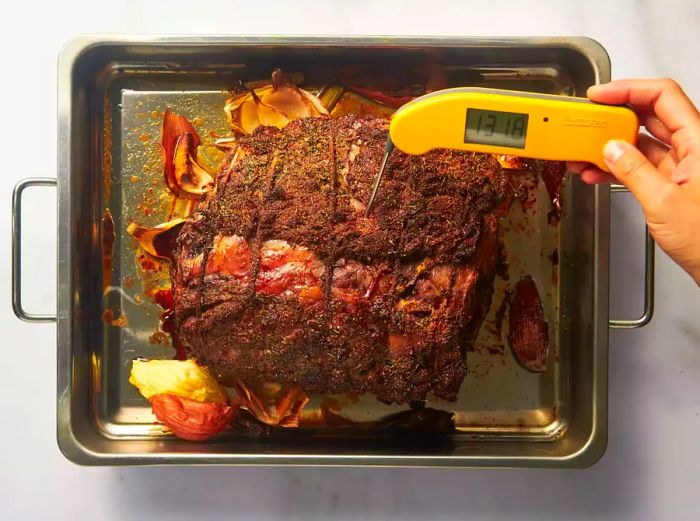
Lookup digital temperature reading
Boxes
[465,108,529,149]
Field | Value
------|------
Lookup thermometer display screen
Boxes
[465,108,529,149]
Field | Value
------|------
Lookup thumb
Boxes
[603,140,678,212]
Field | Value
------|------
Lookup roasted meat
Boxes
[171,115,512,403]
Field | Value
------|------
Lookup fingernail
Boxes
[604,140,627,164]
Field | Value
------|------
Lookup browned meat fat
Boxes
[171,115,512,403]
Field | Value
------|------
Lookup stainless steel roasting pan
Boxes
[12,36,654,467]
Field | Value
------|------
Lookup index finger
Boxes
[587,79,700,134]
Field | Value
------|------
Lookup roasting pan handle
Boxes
[12,178,58,323]
[608,184,655,329]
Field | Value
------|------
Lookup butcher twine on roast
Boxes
[171,114,512,403]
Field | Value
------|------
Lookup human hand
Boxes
[567,79,700,285]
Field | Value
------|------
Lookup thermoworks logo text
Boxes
[562,115,608,128]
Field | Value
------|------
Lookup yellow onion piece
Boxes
[129,359,229,405]
[161,108,215,199]
[224,69,329,135]
[233,379,309,427]
[126,218,186,260]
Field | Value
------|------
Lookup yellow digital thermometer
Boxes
[389,87,639,171]
[364,87,641,215]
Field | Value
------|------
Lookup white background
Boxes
[2,1,700,519]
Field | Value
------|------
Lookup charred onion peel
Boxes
[233,379,309,428]
[162,108,215,199]
[224,69,329,134]
[126,219,186,260]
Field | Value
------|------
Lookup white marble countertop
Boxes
[2,1,700,519]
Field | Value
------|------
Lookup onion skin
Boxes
[161,108,214,199]
[150,393,237,441]
[224,69,329,135]
[508,276,550,373]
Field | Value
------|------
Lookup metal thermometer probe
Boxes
[365,139,395,217]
